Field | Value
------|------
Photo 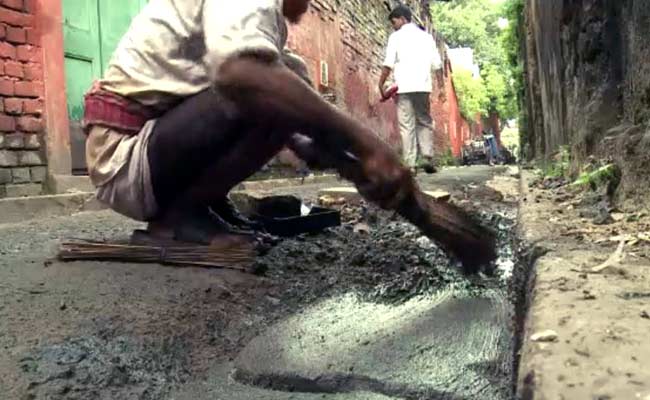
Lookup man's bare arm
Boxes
[218,57,386,161]
[215,56,412,208]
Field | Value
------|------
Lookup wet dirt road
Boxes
[0,166,522,400]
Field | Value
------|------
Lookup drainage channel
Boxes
[231,205,536,400]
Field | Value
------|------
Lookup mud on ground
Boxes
[0,166,524,400]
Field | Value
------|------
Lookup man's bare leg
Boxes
[155,128,290,244]
[143,88,295,244]
[145,52,415,244]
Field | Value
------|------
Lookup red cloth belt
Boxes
[82,82,159,135]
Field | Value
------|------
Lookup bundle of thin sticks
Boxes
[57,239,256,272]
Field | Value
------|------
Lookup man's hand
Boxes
[357,147,414,209]
[378,66,392,101]
[334,128,415,210]
[378,84,387,100]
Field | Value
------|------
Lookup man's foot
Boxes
[149,206,276,254]
[154,206,240,246]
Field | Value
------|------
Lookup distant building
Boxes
[447,47,480,78]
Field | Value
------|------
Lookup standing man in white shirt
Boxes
[379,5,443,174]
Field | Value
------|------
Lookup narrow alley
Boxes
[1,0,650,399]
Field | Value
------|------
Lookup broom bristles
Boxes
[57,240,256,271]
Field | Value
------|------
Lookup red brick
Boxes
[0,78,13,96]
[0,113,15,131]
[4,60,22,77]
[4,97,21,114]
[0,7,33,27]
[25,27,38,45]
[16,45,38,62]
[0,41,16,59]
[0,99,3,112]
[22,98,41,114]
[0,24,6,40]
[2,0,24,11]
[23,0,33,13]
[16,116,41,132]
[23,62,40,80]
[14,80,40,97]
[6,26,25,44]
[0,59,4,74]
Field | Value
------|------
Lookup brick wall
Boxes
[431,60,454,157]
[0,0,45,198]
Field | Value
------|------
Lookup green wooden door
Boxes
[97,0,148,73]
[63,0,146,174]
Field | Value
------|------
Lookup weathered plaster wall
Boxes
[523,0,650,205]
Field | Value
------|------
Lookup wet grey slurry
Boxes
[234,206,519,400]
[0,166,523,400]
[19,336,191,400]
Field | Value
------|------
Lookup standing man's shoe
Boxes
[422,163,437,174]
[420,157,437,174]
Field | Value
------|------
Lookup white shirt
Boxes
[383,23,442,94]
[101,0,288,111]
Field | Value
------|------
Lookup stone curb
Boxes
[514,170,650,400]
[0,175,339,225]
[0,192,105,225]
[234,174,339,192]
[514,170,543,400]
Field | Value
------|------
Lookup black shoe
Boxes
[422,163,437,174]
[420,158,437,174]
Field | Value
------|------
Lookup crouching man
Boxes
[84,0,415,245]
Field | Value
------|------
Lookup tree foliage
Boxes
[431,0,521,121]
[452,68,489,120]
[500,0,526,154]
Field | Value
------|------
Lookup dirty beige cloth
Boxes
[86,0,303,221]
[397,92,434,167]
[86,122,158,221]
[101,0,288,109]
